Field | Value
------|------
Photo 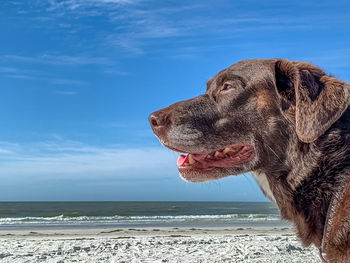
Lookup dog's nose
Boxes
[148,110,170,132]
[149,113,160,128]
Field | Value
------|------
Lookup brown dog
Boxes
[149,59,350,262]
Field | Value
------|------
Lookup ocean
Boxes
[0,202,289,230]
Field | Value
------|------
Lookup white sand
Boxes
[0,227,320,262]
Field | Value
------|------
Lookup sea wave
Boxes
[0,214,281,225]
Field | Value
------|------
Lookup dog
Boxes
[149,59,350,262]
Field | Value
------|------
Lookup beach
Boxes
[0,226,320,263]
[0,202,320,262]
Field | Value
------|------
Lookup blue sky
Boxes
[0,0,349,201]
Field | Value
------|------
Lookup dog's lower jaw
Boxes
[179,167,229,182]
[178,160,257,183]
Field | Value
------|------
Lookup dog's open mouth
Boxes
[176,143,255,170]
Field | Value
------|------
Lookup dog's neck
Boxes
[257,110,350,248]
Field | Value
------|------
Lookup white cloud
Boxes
[103,68,130,75]
[303,52,350,69]
[50,78,86,86]
[1,54,113,66]
[0,66,41,75]
[28,1,335,58]
[8,0,350,59]
[5,73,86,86]
[47,0,138,12]
[54,90,78,95]
[0,140,177,179]
[0,54,122,80]
[0,58,99,86]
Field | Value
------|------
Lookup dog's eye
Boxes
[222,84,233,91]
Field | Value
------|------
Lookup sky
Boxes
[0,0,349,201]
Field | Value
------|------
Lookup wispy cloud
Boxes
[50,78,86,86]
[47,0,138,11]
[102,8,333,56]
[5,73,86,86]
[0,56,108,85]
[0,66,41,75]
[10,0,341,59]
[1,54,113,66]
[54,90,78,95]
[304,52,350,69]
[0,139,177,179]
[6,0,350,60]
[103,68,130,75]
[0,54,124,81]
[45,1,296,56]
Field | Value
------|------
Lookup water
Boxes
[0,202,289,230]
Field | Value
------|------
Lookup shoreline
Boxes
[0,226,320,262]
[0,225,293,238]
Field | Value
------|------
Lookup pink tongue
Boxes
[177,154,188,166]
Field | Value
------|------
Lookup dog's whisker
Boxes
[266,145,283,163]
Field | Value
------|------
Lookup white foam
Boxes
[0,214,281,225]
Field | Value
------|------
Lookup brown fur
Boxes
[324,179,350,262]
[149,59,350,262]
[255,89,272,111]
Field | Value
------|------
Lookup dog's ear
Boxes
[275,59,350,143]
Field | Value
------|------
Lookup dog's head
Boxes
[149,59,350,182]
